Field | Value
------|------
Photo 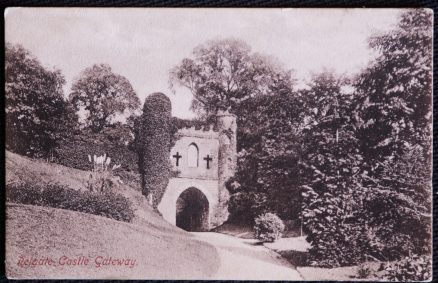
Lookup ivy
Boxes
[136,93,172,207]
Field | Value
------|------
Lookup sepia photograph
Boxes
[4,7,433,280]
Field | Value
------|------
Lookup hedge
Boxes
[6,182,135,222]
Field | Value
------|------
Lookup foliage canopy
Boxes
[5,43,76,158]
[170,38,294,119]
[69,64,140,132]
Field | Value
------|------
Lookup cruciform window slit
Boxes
[173,152,182,166]
[204,155,213,169]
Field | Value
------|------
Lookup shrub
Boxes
[362,189,432,260]
[302,183,431,267]
[86,153,121,194]
[6,182,44,205]
[301,184,367,267]
[254,212,285,242]
[356,262,372,279]
[113,170,141,191]
[382,254,431,281]
[6,182,135,222]
[277,250,308,266]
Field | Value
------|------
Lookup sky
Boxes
[5,8,402,119]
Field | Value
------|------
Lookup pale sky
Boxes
[5,8,401,119]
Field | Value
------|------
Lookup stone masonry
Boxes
[157,110,237,230]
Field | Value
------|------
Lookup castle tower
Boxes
[214,110,237,226]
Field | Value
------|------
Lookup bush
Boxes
[113,170,141,191]
[86,153,122,194]
[382,255,431,281]
[277,250,308,266]
[356,262,372,279]
[6,182,135,222]
[254,212,285,242]
[302,183,431,267]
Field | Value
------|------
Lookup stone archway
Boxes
[176,187,209,232]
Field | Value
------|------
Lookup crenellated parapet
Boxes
[176,125,219,139]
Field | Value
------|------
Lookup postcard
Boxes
[5,7,433,280]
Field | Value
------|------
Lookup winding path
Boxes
[192,232,303,280]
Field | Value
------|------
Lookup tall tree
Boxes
[301,10,433,267]
[171,38,300,222]
[228,91,305,223]
[355,9,432,167]
[69,64,140,132]
[354,9,432,258]
[300,72,366,267]
[170,38,294,120]
[5,43,76,158]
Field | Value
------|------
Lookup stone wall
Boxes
[170,128,219,180]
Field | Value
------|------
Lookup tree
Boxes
[353,9,432,259]
[301,10,433,267]
[300,72,367,267]
[69,64,140,132]
[171,38,299,223]
[228,90,305,223]
[5,43,76,158]
[355,9,432,168]
[170,38,294,119]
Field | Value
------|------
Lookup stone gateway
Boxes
[157,110,237,231]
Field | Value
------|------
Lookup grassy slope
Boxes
[5,151,219,279]
[6,151,145,211]
[8,151,164,227]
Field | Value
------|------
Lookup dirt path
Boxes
[192,232,303,280]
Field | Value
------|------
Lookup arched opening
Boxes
[176,187,209,232]
[187,143,199,167]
